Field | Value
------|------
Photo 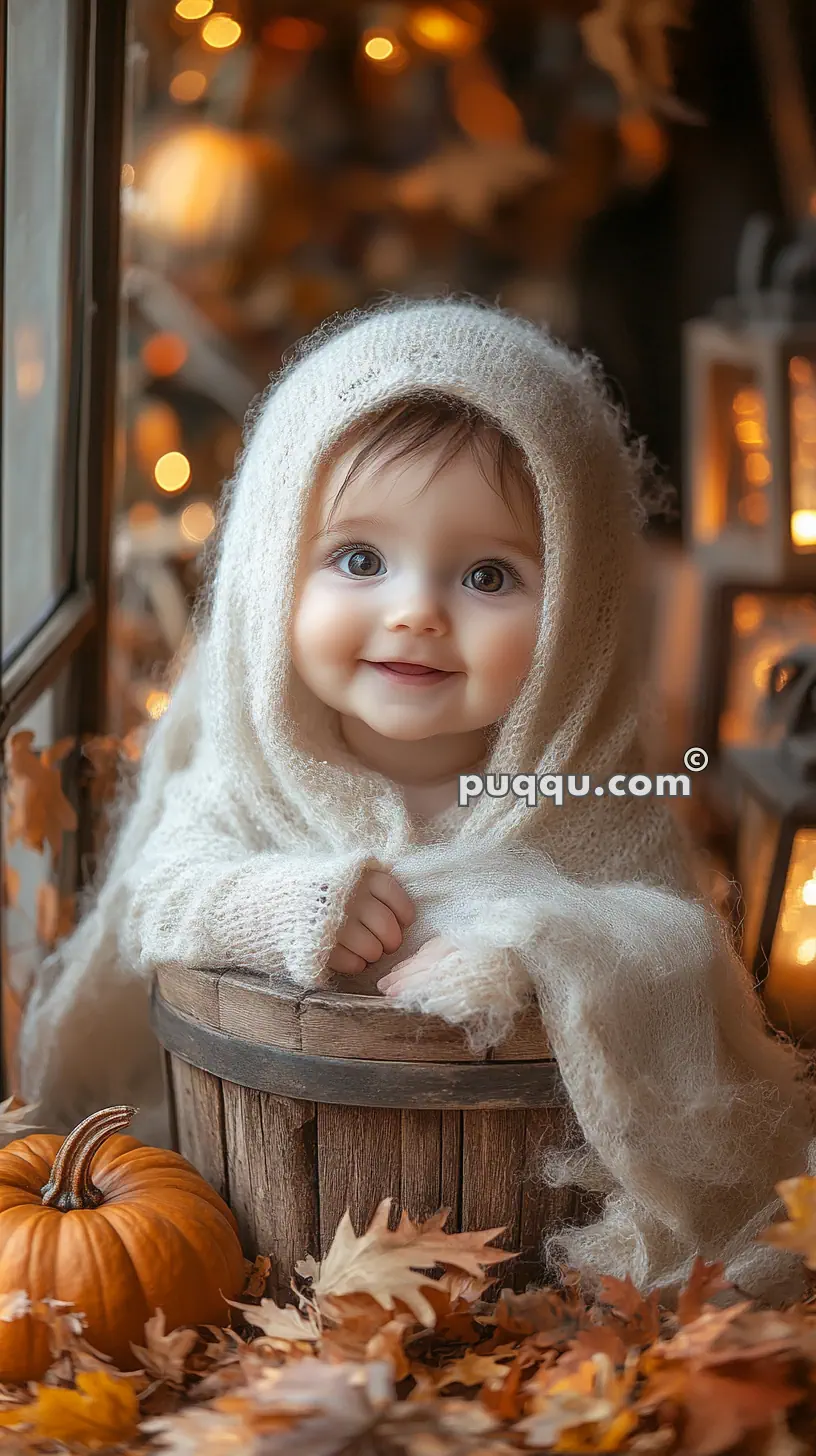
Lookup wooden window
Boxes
[0,0,127,1094]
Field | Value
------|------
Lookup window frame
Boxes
[0,0,127,1093]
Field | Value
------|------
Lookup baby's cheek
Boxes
[293,582,367,673]
[470,611,538,711]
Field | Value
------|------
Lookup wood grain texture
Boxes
[169,1057,229,1204]
[316,1104,403,1250]
[221,1081,319,1296]
[461,1110,527,1257]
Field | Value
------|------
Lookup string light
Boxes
[201,14,242,49]
[175,0,213,17]
[408,5,482,54]
[180,502,216,542]
[154,451,191,494]
[364,34,396,61]
[170,70,208,103]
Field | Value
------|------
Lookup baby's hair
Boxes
[322,392,540,536]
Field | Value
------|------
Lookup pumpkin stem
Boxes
[40,1105,138,1211]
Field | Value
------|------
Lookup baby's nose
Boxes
[383,587,449,632]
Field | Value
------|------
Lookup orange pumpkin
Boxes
[0,1105,247,1382]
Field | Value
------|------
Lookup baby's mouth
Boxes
[365,660,453,683]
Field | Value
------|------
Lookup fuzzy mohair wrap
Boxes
[19,294,816,1307]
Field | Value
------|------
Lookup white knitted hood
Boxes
[200,294,654,863]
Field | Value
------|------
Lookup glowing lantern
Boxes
[685,216,816,756]
[728,649,816,1044]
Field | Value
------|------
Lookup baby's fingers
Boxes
[326,945,368,975]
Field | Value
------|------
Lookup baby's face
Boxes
[291,432,543,748]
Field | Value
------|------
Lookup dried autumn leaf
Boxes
[0,1291,30,1324]
[637,1361,802,1456]
[758,1176,816,1268]
[35,881,75,949]
[515,1349,641,1450]
[227,1295,322,1343]
[242,1254,272,1300]
[597,1271,661,1346]
[1,863,20,909]
[392,138,553,229]
[130,1308,200,1387]
[4,730,77,862]
[0,1368,140,1446]
[295,1199,516,1329]
[676,1256,732,1325]
[436,1350,513,1390]
[0,1094,42,1142]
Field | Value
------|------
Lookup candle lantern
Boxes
[685,216,816,756]
[728,646,816,1044]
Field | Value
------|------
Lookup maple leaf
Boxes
[580,0,699,120]
[0,1368,140,1447]
[638,1362,802,1456]
[758,1176,816,1268]
[130,1308,200,1387]
[595,1272,661,1349]
[35,881,75,949]
[295,1199,516,1329]
[436,1350,513,1390]
[228,1295,322,1343]
[676,1256,732,1325]
[4,730,77,862]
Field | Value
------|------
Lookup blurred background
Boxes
[5,0,816,1079]
[113,0,786,733]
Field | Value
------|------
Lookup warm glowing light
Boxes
[364,33,396,60]
[146,690,170,720]
[733,388,763,415]
[154,451,191,493]
[751,655,773,690]
[201,14,242,49]
[141,333,188,377]
[791,509,816,546]
[180,501,216,542]
[265,16,325,49]
[745,452,771,485]
[175,0,213,16]
[794,394,816,421]
[133,401,181,472]
[128,503,160,529]
[791,356,814,387]
[735,420,765,447]
[408,5,481,54]
[732,594,764,636]
[121,163,135,187]
[738,492,769,526]
[803,879,816,906]
[170,70,208,103]
[14,324,44,400]
[796,937,816,965]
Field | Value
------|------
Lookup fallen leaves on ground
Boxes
[3,1184,816,1452]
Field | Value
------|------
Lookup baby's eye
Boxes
[330,544,384,578]
[465,561,522,593]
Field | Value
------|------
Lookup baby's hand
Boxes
[376,935,459,997]
[326,869,415,975]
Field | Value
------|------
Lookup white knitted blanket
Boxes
[20,294,816,1306]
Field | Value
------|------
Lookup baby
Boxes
[291,392,543,994]
[19,294,816,1308]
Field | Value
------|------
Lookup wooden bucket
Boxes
[151,965,601,1297]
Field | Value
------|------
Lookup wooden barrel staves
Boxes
[151,966,602,1299]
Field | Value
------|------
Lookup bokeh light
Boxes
[180,501,216,542]
[175,0,212,17]
[201,14,242,50]
[141,333,188,378]
[170,70,208,103]
[154,451,191,493]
